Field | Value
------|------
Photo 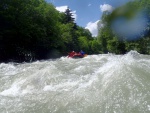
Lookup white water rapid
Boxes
[0,51,150,113]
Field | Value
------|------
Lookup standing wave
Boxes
[0,51,150,113]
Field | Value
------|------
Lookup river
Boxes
[0,51,150,113]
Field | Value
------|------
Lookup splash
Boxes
[0,52,150,113]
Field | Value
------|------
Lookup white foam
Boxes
[0,52,150,113]
[0,85,20,96]
[0,79,26,96]
[43,80,79,91]
[0,63,18,76]
[148,105,150,111]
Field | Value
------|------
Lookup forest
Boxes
[0,0,150,62]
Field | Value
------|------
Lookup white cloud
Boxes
[85,20,100,37]
[100,4,114,12]
[88,4,91,7]
[56,6,77,21]
[56,6,68,12]
[71,10,77,21]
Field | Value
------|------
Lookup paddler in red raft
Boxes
[67,51,76,58]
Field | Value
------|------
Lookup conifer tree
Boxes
[64,7,75,23]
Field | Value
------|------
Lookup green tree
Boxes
[0,0,62,61]
[64,7,75,23]
[78,36,89,52]
[90,40,101,54]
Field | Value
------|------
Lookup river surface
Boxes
[0,51,150,113]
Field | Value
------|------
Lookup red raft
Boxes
[67,51,87,58]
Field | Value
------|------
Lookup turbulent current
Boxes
[0,51,150,113]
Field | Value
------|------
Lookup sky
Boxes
[46,0,132,36]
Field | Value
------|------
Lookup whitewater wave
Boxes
[0,51,150,113]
